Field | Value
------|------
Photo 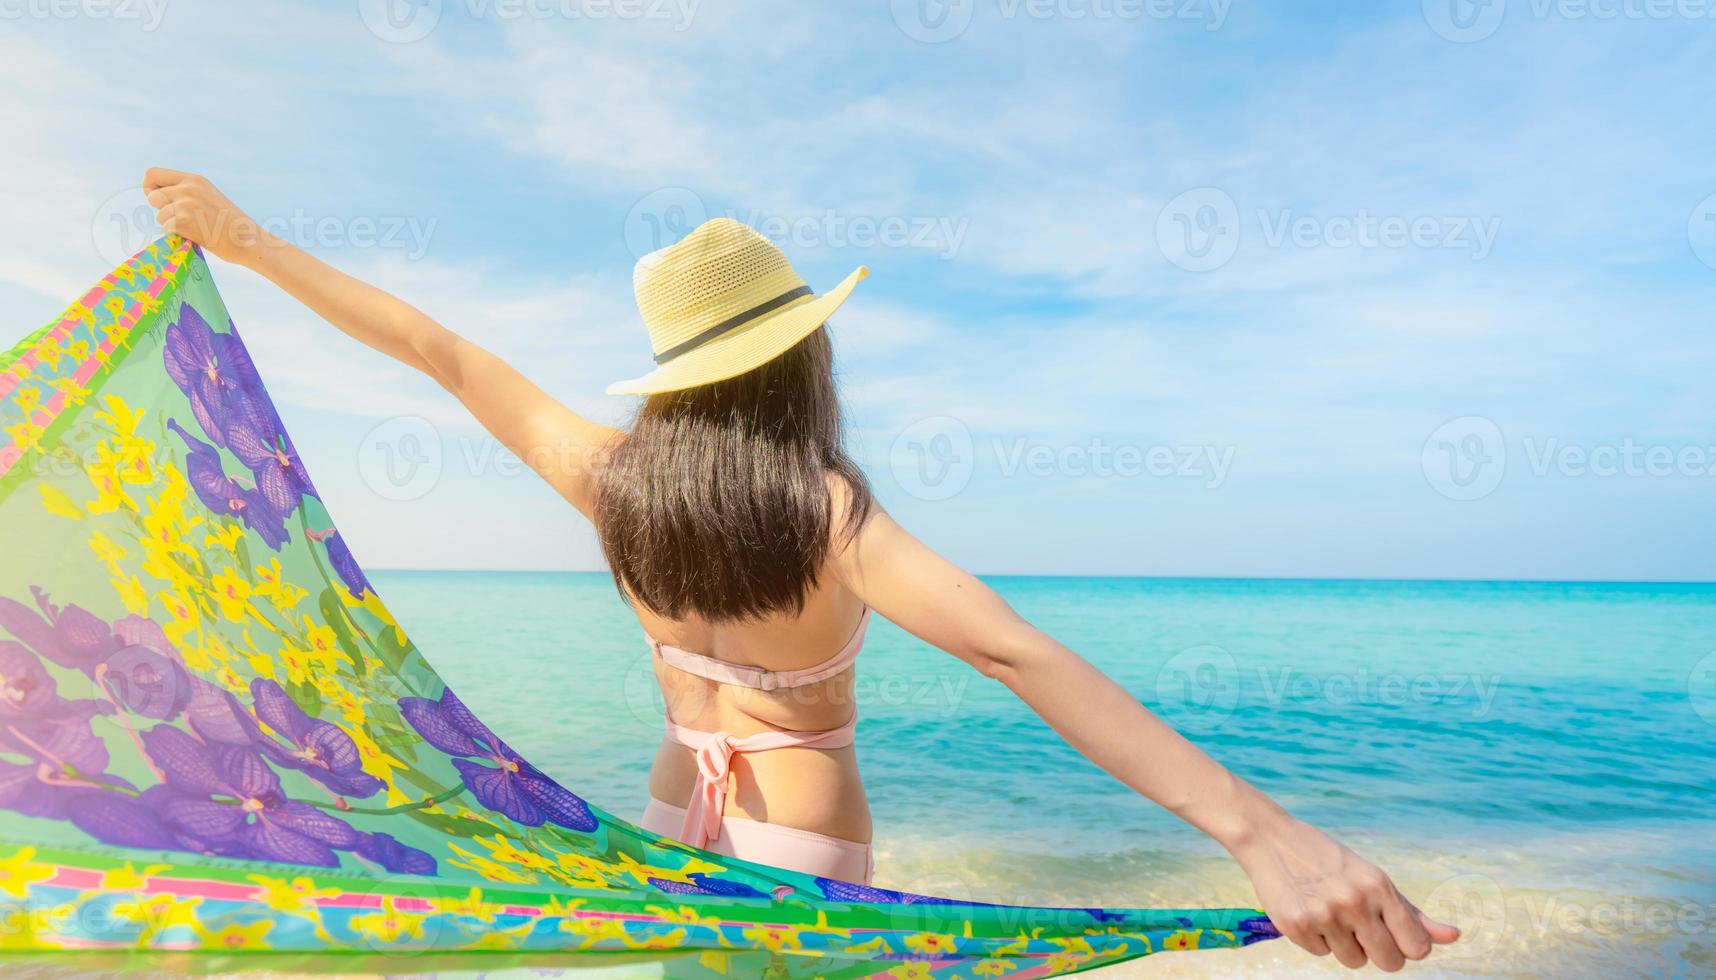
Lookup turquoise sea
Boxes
[369,572,1716,978]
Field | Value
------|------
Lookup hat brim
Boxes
[605,266,868,396]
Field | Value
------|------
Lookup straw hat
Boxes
[606,218,868,395]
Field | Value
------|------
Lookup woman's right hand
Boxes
[143,168,274,267]
[1228,810,1460,971]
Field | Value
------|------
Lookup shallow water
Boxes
[351,572,1716,977]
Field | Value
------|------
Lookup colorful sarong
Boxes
[0,237,1277,976]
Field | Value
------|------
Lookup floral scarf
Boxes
[0,237,1276,976]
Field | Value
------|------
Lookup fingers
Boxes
[1354,910,1407,972]
[152,201,179,237]
[1320,928,1368,970]
[1378,892,1434,962]
[1276,914,1330,956]
[1419,907,1462,945]
[145,165,205,193]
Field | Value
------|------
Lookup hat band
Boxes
[652,285,814,365]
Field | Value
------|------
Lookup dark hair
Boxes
[594,327,873,622]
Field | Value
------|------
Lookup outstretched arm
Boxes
[831,505,1460,972]
[143,168,619,515]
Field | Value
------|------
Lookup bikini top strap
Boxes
[649,607,871,693]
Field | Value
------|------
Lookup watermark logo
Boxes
[890,416,976,501]
[891,0,977,42]
[1422,873,1509,958]
[1156,187,1240,273]
[1154,645,1242,726]
[91,187,160,267]
[625,187,710,259]
[358,0,443,43]
[1422,416,1506,501]
[358,416,444,502]
[1689,192,1716,272]
[1423,0,1506,42]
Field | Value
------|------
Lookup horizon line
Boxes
[365,568,1716,587]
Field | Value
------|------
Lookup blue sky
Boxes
[3,0,1713,579]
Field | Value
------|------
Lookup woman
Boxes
[143,168,1459,972]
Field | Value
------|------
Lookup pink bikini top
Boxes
[647,607,871,849]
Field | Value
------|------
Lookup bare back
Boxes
[600,455,875,843]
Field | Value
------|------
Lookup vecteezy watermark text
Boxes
[0,0,168,28]
[1422,416,1716,501]
[625,188,969,259]
[358,0,701,43]
[890,0,1231,43]
[1156,188,1503,272]
[889,416,1234,500]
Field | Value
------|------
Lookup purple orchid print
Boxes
[245,679,383,799]
[169,419,289,550]
[162,304,317,519]
[323,532,372,599]
[399,687,597,833]
[223,396,318,519]
[0,703,114,819]
[161,304,265,450]
[0,592,192,721]
[354,831,438,875]
[139,724,361,867]
[648,874,768,899]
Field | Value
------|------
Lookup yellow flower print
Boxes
[95,862,171,894]
[51,377,94,409]
[348,896,428,943]
[85,444,141,514]
[156,589,203,650]
[609,852,723,889]
[472,834,555,872]
[302,617,350,669]
[1164,928,1201,950]
[447,843,538,885]
[37,483,82,520]
[111,574,149,616]
[89,530,127,572]
[196,919,273,950]
[253,558,307,612]
[248,875,339,916]
[4,420,46,454]
[210,568,255,622]
[212,662,248,695]
[971,959,1022,977]
[431,887,501,923]
[314,679,366,727]
[344,589,407,647]
[903,931,960,956]
[0,847,56,899]
[205,520,245,553]
[139,540,202,595]
[12,383,42,412]
[93,396,154,485]
[739,921,811,953]
[547,849,618,891]
[348,727,408,804]
[247,649,277,679]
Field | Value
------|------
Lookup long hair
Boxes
[594,327,873,622]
